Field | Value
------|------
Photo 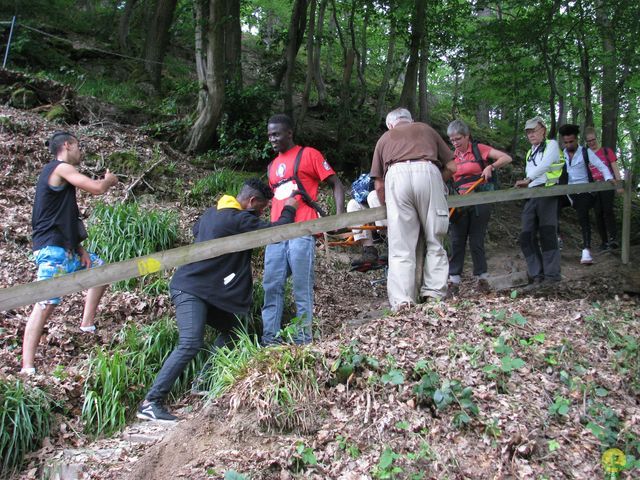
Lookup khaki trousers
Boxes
[385,161,449,308]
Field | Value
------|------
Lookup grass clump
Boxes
[188,169,254,206]
[86,202,178,290]
[199,330,262,399]
[0,380,52,476]
[228,345,323,434]
[81,317,211,437]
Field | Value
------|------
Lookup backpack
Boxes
[351,173,374,204]
[562,146,594,183]
[268,147,327,217]
[452,141,499,192]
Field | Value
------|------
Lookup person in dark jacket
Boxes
[22,131,118,375]
[137,179,297,422]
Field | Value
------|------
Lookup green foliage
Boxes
[204,83,277,170]
[584,306,640,393]
[198,330,261,399]
[0,380,52,476]
[549,395,571,418]
[372,447,403,479]
[188,169,254,206]
[217,344,321,433]
[336,434,361,459]
[86,202,178,291]
[381,368,405,386]
[331,341,380,384]
[412,363,479,428]
[584,400,640,469]
[82,317,211,436]
[290,441,318,472]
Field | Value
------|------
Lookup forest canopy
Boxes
[2,0,639,174]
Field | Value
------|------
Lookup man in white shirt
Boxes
[557,124,614,265]
[515,116,563,287]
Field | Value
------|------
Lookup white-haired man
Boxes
[369,108,456,310]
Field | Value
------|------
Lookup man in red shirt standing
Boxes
[262,114,344,345]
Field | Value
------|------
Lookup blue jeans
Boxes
[146,289,242,404]
[261,235,315,345]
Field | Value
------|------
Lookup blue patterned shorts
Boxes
[34,246,104,305]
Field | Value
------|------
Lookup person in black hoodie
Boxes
[137,179,297,422]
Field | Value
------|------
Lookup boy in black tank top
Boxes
[21,131,118,375]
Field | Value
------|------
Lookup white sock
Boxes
[80,325,96,333]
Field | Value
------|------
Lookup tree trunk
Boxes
[596,4,618,150]
[399,0,425,115]
[143,0,178,90]
[312,0,328,106]
[417,45,428,122]
[223,0,242,87]
[375,15,396,120]
[298,0,318,129]
[557,94,566,127]
[279,0,308,117]
[187,0,225,153]
[359,1,369,79]
[118,0,139,52]
[348,0,366,107]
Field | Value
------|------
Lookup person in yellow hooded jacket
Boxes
[138,179,297,422]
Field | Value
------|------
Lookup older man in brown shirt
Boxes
[370,108,456,309]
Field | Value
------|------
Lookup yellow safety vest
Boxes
[525,141,564,187]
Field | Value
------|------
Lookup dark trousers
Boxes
[558,193,595,249]
[594,189,617,246]
[449,204,492,276]
[520,196,561,281]
[146,289,242,403]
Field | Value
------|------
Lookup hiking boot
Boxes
[580,248,593,265]
[598,243,610,252]
[351,246,379,266]
[137,401,178,423]
[557,236,564,250]
[608,240,619,250]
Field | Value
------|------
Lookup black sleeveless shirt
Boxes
[32,160,86,251]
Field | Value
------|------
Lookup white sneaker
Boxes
[580,248,593,265]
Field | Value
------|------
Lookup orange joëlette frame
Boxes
[448,177,485,218]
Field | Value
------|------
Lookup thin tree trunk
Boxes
[118,0,139,52]
[278,0,308,117]
[143,0,178,90]
[298,0,318,129]
[451,64,460,118]
[359,1,369,79]
[375,16,396,120]
[417,45,428,122]
[399,0,425,115]
[348,0,366,107]
[312,0,328,105]
[596,3,618,150]
[187,0,225,153]
[224,0,242,87]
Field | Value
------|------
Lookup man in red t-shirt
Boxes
[262,114,344,345]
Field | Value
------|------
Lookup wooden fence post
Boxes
[621,171,633,265]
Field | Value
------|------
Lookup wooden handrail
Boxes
[0,180,628,312]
